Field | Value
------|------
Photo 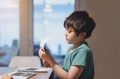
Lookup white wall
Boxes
[86,0,120,79]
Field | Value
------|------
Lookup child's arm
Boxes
[39,48,84,79]
[50,62,84,79]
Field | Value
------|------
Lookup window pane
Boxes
[0,0,20,67]
[33,0,74,55]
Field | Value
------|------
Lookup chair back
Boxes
[9,56,41,67]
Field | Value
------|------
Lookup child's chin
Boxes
[66,41,70,43]
[67,42,72,44]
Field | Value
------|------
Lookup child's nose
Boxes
[64,32,67,37]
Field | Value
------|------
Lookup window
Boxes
[0,0,19,66]
[33,0,75,56]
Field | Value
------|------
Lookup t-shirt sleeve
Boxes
[72,49,88,67]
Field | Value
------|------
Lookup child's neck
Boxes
[72,40,85,49]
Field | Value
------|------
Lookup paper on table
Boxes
[0,72,36,79]
[0,67,52,79]
[16,67,51,73]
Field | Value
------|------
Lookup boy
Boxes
[39,11,96,79]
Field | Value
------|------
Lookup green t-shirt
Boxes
[63,42,94,79]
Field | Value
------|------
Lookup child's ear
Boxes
[79,32,87,38]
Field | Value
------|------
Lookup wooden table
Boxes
[0,67,53,79]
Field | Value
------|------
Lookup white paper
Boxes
[0,67,52,79]
[40,37,50,49]
[0,72,36,79]
[16,67,51,73]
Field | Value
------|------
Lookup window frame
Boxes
[20,0,85,56]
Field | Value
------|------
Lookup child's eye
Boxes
[68,31,72,33]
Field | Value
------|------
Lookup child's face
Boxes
[64,27,81,45]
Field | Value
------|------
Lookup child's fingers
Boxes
[43,60,50,67]
[39,48,45,54]
[38,48,46,59]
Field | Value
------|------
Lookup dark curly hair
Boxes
[64,11,96,38]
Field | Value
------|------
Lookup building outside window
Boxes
[0,0,20,66]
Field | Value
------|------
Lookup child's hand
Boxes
[39,47,55,67]
[39,48,47,60]
[39,47,51,61]
[43,60,50,67]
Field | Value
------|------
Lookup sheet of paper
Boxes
[40,37,50,49]
[0,67,52,79]
[16,67,51,73]
[0,72,36,79]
